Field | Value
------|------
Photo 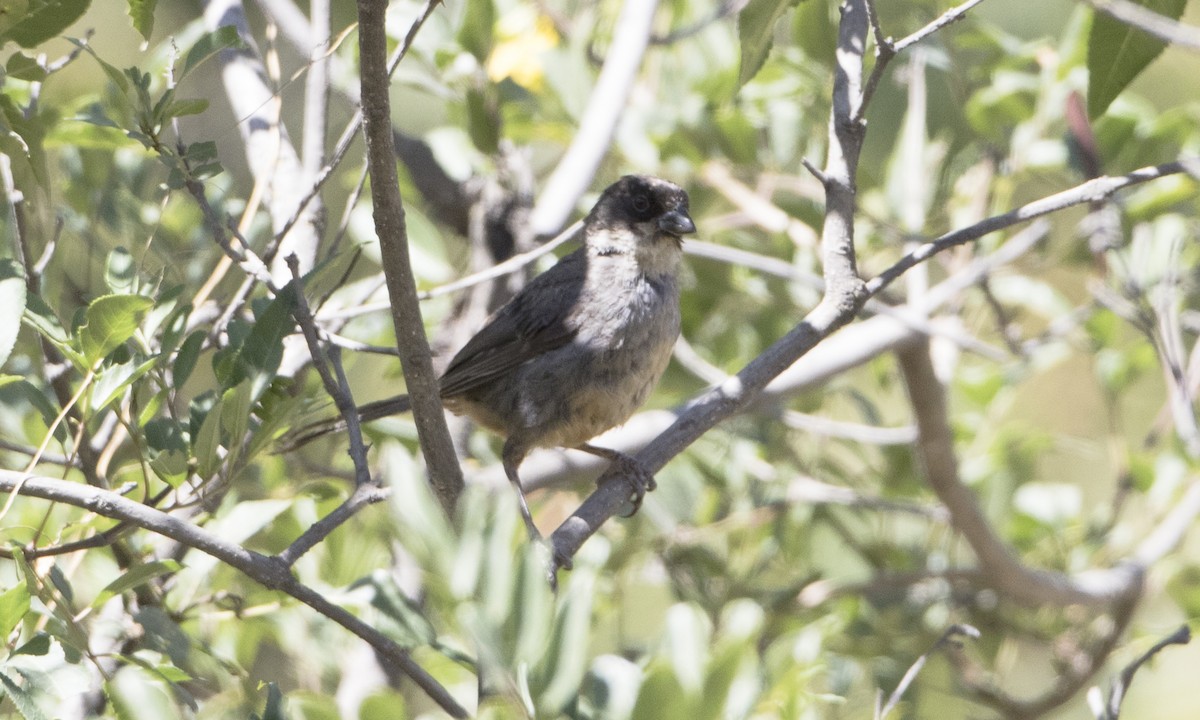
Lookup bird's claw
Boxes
[600,455,657,517]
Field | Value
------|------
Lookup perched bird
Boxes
[287,175,695,539]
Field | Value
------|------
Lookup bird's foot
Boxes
[600,453,657,517]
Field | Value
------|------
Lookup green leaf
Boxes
[217,286,295,391]
[458,0,495,62]
[78,294,154,366]
[115,652,195,710]
[218,380,253,469]
[47,114,132,149]
[0,259,27,370]
[533,565,597,716]
[0,0,91,48]
[0,583,31,638]
[0,670,51,720]
[738,0,802,88]
[148,449,188,487]
[791,0,836,66]
[664,603,710,696]
[631,663,689,720]
[466,86,500,154]
[13,632,50,656]
[165,98,208,118]
[364,572,437,648]
[70,38,129,93]
[127,0,156,41]
[146,414,189,486]
[172,330,205,388]
[134,607,192,669]
[23,296,86,369]
[1167,565,1200,617]
[259,683,286,720]
[183,139,222,178]
[1087,0,1187,118]
[192,397,223,479]
[105,247,137,294]
[47,565,74,606]
[91,560,182,609]
[5,52,44,82]
[0,94,50,187]
[22,293,69,346]
[180,25,242,80]
[89,355,159,413]
[12,380,67,441]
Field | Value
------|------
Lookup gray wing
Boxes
[438,249,586,398]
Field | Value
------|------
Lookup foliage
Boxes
[0,0,1197,719]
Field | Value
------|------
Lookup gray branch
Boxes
[356,0,464,513]
[202,0,322,279]
[0,470,468,718]
[528,0,661,236]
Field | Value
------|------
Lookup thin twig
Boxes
[893,0,989,52]
[877,624,981,719]
[276,482,390,567]
[285,255,372,488]
[1091,624,1192,719]
[867,161,1196,297]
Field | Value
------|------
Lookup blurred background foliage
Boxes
[0,0,1199,718]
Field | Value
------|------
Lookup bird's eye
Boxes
[631,194,651,213]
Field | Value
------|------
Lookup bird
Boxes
[285,175,695,539]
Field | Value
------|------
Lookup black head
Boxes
[585,175,696,247]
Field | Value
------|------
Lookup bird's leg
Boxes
[578,443,657,516]
[501,442,542,541]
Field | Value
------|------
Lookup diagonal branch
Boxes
[547,0,873,575]
[545,67,1196,578]
[0,470,468,718]
[897,341,1143,606]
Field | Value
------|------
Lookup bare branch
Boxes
[277,481,390,567]
[285,255,372,489]
[0,470,468,718]
[877,624,981,719]
[859,0,988,117]
[495,218,1046,493]
[203,0,322,279]
[420,220,583,301]
[356,0,463,514]
[893,0,989,52]
[867,160,1198,297]
[781,411,917,445]
[1092,624,1192,719]
[529,0,661,236]
[546,0,873,576]
[897,340,1143,606]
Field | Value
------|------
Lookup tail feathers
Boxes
[277,394,413,452]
